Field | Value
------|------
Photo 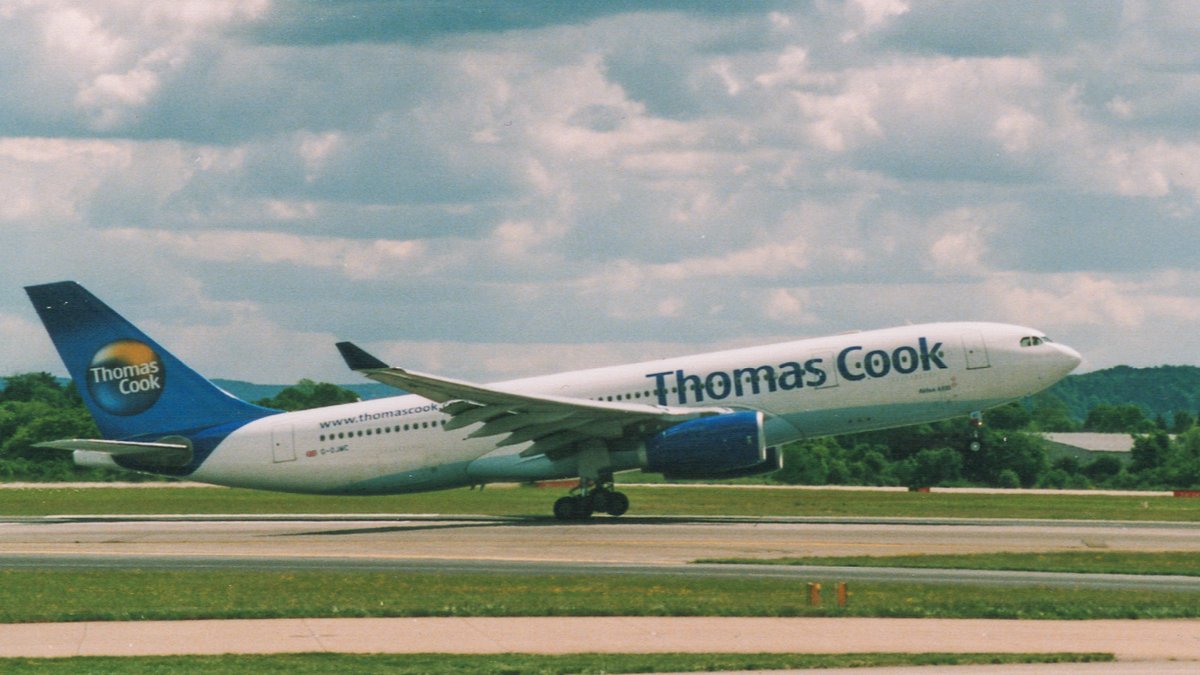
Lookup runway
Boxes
[9,513,1200,561]
[4,514,1200,591]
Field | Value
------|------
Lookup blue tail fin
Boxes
[26,281,276,441]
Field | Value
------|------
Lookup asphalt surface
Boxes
[6,513,1200,565]
[5,514,1200,591]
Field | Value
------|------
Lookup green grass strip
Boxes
[3,485,1200,521]
[0,652,1115,674]
[1,569,1199,622]
[701,551,1200,576]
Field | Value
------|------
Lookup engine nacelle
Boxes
[640,411,771,479]
[663,445,783,480]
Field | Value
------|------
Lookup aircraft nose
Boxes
[1054,342,1083,374]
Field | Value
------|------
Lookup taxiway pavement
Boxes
[2,617,1200,661]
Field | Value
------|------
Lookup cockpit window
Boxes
[1020,336,1044,347]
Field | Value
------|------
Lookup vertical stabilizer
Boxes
[25,281,276,440]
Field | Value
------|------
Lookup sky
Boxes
[2,0,1199,385]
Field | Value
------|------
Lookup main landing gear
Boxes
[553,479,629,521]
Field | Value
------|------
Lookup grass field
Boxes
[3,568,1200,623]
[0,652,1114,674]
[3,484,1200,521]
[702,551,1200,576]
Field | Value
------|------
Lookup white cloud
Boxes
[922,208,998,278]
[0,311,61,376]
[367,339,714,382]
[149,314,347,383]
[297,131,341,181]
[840,0,911,43]
[40,6,127,72]
[763,288,817,325]
[1089,140,1200,202]
[103,228,429,281]
[988,272,1200,330]
[0,137,132,225]
[21,1,270,132]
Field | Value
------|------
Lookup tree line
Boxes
[775,399,1200,491]
[0,373,355,482]
[2,371,1199,489]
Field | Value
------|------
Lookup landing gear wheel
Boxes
[553,496,574,521]
[571,496,594,520]
[603,491,629,517]
[553,495,593,521]
[586,485,629,517]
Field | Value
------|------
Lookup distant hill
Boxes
[1041,365,1200,421]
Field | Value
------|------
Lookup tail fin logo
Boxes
[87,339,166,416]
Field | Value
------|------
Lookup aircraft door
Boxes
[271,425,296,463]
[962,332,991,370]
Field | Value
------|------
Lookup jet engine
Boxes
[640,411,780,479]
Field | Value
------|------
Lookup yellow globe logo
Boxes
[86,340,166,416]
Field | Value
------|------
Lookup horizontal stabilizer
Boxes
[35,438,189,456]
[36,438,194,470]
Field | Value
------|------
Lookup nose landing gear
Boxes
[968,410,984,452]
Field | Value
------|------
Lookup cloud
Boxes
[103,228,429,281]
[991,271,1200,330]
[0,1,271,138]
[3,2,1200,384]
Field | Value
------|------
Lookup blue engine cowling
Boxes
[641,411,775,479]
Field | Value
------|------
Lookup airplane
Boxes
[25,281,1082,519]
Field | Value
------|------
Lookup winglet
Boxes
[336,341,390,371]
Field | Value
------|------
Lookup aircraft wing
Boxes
[336,342,731,458]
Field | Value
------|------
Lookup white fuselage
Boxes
[181,322,1080,495]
